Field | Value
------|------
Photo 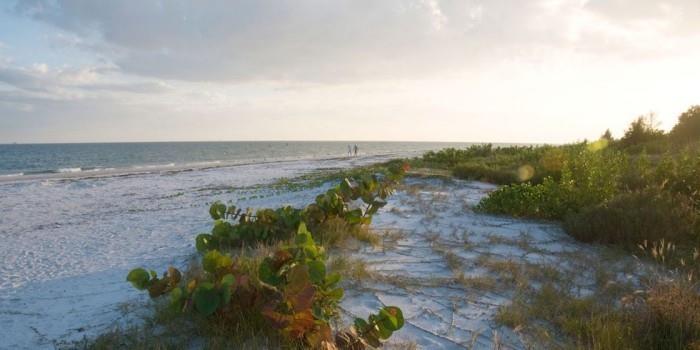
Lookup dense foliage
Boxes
[564,188,699,246]
[195,165,404,252]
[618,114,665,149]
[127,161,409,349]
[474,144,623,220]
[416,143,589,185]
[418,105,700,251]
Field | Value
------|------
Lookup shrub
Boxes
[559,147,623,206]
[655,149,700,205]
[622,138,670,155]
[496,283,635,349]
[420,145,494,168]
[477,147,623,220]
[618,153,654,191]
[563,189,699,247]
[476,177,579,220]
[196,167,405,252]
[497,281,700,350]
[452,163,517,185]
[629,282,700,350]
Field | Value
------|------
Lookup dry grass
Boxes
[314,217,381,248]
[630,282,700,349]
[327,255,372,283]
[455,273,498,291]
[476,256,527,288]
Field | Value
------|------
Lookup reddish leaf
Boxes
[290,284,315,312]
[285,309,315,339]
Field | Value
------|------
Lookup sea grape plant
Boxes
[127,266,181,298]
[126,162,408,348]
[258,223,344,346]
[129,223,404,349]
[195,162,408,252]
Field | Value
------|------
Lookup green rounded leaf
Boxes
[377,324,393,340]
[209,202,227,220]
[327,287,344,300]
[259,257,281,286]
[308,260,326,284]
[325,272,342,287]
[220,289,231,306]
[126,268,151,290]
[379,306,404,331]
[221,274,236,287]
[295,222,313,246]
[194,282,220,316]
[203,250,222,273]
[170,287,183,304]
[212,220,232,238]
[354,318,369,331]
[195,234,214,252]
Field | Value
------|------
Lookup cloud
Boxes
[584,0,700,31]
[15,0,700,83]
[0,63,170,104]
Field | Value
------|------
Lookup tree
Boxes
[619,113,665,148]
[669,105,700,144]
[601,129,614,142]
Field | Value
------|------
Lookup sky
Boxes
[1,0,700,144]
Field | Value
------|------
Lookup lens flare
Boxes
[518,164,535,182]
[587,139,609,152]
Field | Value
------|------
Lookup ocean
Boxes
[0,141,478,179]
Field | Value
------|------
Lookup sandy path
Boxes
[339,177,643,349]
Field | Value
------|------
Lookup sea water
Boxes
[0,141,479,178]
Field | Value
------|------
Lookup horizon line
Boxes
[0,139,553,146]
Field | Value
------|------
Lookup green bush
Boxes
[655,149,700,205]
[563,189,699,246]
[418,144,572,186]
[618,153,654,191]
[477,147,623,220]
[452,163,517,185]
[475,177,579,220]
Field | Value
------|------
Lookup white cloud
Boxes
[0,62,170,104]
[15,0,699,83]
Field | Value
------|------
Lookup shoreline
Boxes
[0,153,405,184]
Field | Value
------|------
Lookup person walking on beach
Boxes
[353,144,358,157]
[348,144,352,157]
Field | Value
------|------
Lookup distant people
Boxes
[347,144,352,157]
[353,144,358,157]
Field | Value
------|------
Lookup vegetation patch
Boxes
[564,188,699,247]
[114,161,411,349]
